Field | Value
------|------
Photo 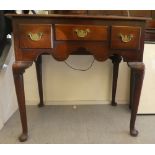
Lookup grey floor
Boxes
[0,105,155,144]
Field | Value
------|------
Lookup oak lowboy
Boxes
[7,14,148,142]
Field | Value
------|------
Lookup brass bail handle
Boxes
[28,32,43,41]
[74,28,90,38]
[119,33,134,43]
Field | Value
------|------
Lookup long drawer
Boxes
[55,24,108,41]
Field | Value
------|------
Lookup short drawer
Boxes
[111,26,141,50]
[19,24,52,49]
[55,24,108,41]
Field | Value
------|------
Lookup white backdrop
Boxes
[138,44,155,114]
[24,56,130,105]
[0,48,18,130]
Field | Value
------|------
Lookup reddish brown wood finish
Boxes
[110,55,122,106]
[111,26,141,50]
[128,62,145,136]
[12,61,33,142]
[35,55,44,107]
[53,42,109,61]
[19,24,52,49]
[55,24,108,41]
[8,14,147,141]
[145,20,155,42]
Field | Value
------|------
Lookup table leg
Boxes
[12,61,33,142]
[110,55,122,106]
[128,62,145,136]
[35,55,44,107]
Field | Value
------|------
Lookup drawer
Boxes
[111,26,141,50]
[19,24,52,49]
[55,24,108,41]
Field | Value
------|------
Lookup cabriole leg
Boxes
[128,62,145,137]
[12,61,33,142]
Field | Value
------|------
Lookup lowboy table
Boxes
[7,14,148,142]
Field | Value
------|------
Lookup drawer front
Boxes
[19,24,52,49]
[111,26,141,50]
[55,24,108,41]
